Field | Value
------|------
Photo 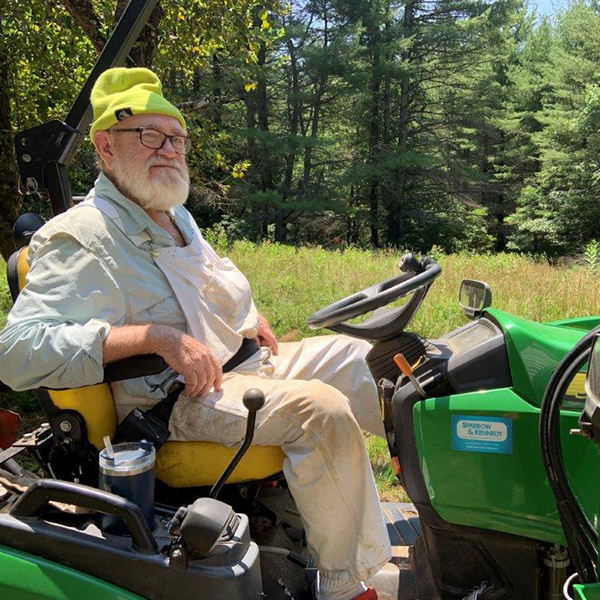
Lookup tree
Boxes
[332,0,527,251]
[507,1,600,255]
[0,4,20,258]
[0,0,98,259]
[0,0,284,259]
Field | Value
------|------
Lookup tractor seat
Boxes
[6,243,285,488]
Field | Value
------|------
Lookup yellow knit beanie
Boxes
[90,67,185,138]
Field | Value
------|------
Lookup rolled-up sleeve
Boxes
[0,232,127,390]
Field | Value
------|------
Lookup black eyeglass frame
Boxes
[110,126,192,155]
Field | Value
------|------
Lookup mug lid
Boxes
[99,440,155,474]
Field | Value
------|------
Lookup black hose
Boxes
[539,325,600,582]
[541,347,596,580]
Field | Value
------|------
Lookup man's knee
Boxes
[298,379,359,430]
[338,333,371,353]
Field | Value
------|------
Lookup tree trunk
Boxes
[381,14,391,246]
[256,43,273,195]
[347,185,360,245]
[245,39,275,240]
[211,53,223,128]
[277,36,302,245]
[301,75,326,193]
[301,10,329,194]
[63,0,162,67]
[274,214,287,243]
[244,94,258,173]
[0,8,21,260]
[60,0,105,53]
[388,0,416,247]
[282,38,300,200]
[368,46,381,247]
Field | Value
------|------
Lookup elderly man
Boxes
[0,68,390,600]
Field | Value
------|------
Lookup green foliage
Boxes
[505,186,565,256]
[583,239,600,271]
[505,1,600,256]
[3,1,96,130]
[0,258,11,329]
[7,0,600,258]
[157,0,284,75]
[0,0,286,210]
[204,0,535,250]
[201,221,231,254]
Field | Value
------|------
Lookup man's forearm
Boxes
[103,324,223,397]
[102,324,176,365]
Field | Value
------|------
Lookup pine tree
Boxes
[507,1,600,256]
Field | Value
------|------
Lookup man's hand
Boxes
[156,329,223,398]
[102,324,223,398]
[257,314,278,355]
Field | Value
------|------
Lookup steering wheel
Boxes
[307,254,441,341]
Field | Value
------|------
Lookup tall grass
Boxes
[3,245,600,500]
[224,243,600,341]
[6,245,598,340]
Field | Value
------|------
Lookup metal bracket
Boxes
[0,445,27,465]
[0,423,52,468]
[13,423,52,448]
[15,121,81,196]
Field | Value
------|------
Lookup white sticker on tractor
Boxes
[451,415,512,454]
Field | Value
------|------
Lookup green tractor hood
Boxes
[485,308,600,407]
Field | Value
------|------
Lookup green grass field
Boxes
[3,243,600,500]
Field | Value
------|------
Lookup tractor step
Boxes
[365,503,422,600]
[382,502,421,549]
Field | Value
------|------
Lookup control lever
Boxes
[394,353,426,399]
[209,388,266,499]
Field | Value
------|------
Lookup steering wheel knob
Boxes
[399,253,423,274]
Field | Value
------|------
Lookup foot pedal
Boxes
[463,578,494,600]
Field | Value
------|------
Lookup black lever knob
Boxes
[209,388,267,499]
[243,388,265,412]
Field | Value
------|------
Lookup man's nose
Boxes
[156,137,177,158]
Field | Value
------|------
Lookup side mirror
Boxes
[459,279,492,320]
[584,335,600,431]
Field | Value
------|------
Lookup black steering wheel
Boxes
[307,254,441,341]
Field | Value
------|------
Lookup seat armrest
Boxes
[0,354,168,392]
[102,354,168,383]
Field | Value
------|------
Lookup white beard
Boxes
[110,153,190,211]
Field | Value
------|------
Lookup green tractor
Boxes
[2,1,600,599]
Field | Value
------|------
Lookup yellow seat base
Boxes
[156,441,286,488]
[51,385,286,488]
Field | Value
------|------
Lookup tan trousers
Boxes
[169,334,391,582]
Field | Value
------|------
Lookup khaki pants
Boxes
[169,334,391,582]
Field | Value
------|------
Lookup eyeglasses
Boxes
[110,127,192,155]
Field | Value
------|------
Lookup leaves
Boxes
[5,0,600,257]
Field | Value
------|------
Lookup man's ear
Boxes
[93,130,115,170]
